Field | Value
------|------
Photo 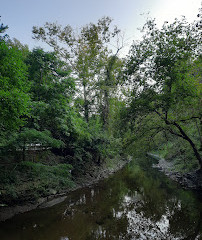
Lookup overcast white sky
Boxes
[1,0,201,54]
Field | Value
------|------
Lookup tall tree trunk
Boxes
[102,55,115,127]
[156,110,202,170]
[172,122,202,170]
[83,85,88,122]
[103,88,109,127]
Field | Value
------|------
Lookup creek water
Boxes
[0,159,202,240]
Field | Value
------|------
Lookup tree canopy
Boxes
[124,17,202,169]
[0,40,30,146]
[0,15,201,173]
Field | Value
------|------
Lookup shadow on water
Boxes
[0,157,202,240]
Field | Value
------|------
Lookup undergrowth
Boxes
[0,161,74,205]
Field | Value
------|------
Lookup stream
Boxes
[0,159,202,240]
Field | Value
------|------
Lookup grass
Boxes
[0,161,74,205]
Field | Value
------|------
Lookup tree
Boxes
[98,52,124,127]
[0,17,8,40]
[0,40,30,147]
[7,38,29,58]
[26,48,75,140]
[125,17,202,169]
[32,17,123,124]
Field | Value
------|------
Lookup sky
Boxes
[1,0,201,55]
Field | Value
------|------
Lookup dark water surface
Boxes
[0,160,202,240]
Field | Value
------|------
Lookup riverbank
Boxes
[0,156,131,222]
[1,155,201,240]
[148,153,202,190]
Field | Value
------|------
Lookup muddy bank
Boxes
[0,157,131,222]
[148,153,202,190]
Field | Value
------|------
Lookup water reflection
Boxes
[0,160,201,240]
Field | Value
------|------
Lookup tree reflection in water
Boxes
[0,159,201,240]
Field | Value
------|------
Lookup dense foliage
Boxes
[122,17,201,171]
[0,15,201,204]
